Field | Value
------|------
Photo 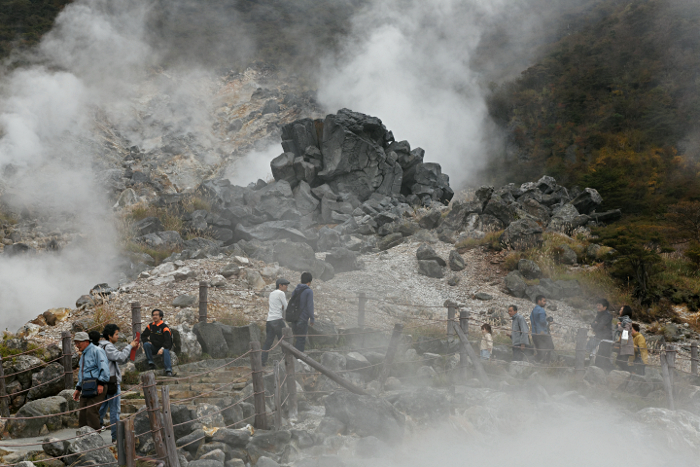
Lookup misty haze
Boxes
[0,0,699,466]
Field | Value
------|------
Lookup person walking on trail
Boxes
[480,324,493,360]
[614,305,635,370]
[141,309,174,376]
[289,272,314,353]
[631,323,649,375]
[507,305,530,361]
[587,298,613,359]
[98,324,138,443]
[262,278,289,366]
[530,295,554,363]
[72,332,110,431]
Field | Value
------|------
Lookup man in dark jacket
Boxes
[290,272,314,352]
[587,298,613,358]
[141,309,174,376]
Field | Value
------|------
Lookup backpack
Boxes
[285,290,303,322]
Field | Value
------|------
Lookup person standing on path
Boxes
[99,324,138,442]
[614,305,635,369]
[72,332,110,431]
[507,305,530,361]
[141,309,174,376]
[291,272,315,352]
[530,295,554,363]
[587,298,613,359]
[480,324,493,360]
[262,278,289,366]
[631,323,649,375]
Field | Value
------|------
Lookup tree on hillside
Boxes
[665,201,700,243]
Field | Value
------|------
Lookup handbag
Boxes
[80,349,99,398]
[107,376,118,395]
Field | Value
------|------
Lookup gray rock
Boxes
[6,395,67,437]
[294,181,320,216]
[42,437,67,458]
[173,323,203,360]
[418,210,442,229]
[221,323,261,356]
[189,460,224,467]
[517,259,542,279]
[448,250,465,271]
[173,294,198,308]
[474,292,493,301]
[256,457,280,467]
[556,244,577,265]
[4,243,36,256]
[273,241,316,269]
[324,391,405,444]
[547,204,580,233]
[64,426,116,466]
[483,196,517,226]
[570,188,602,214]
[416,243,446,266]
[193,322,229,358]
[246,269,267,291]
[377,233,403,251]
[317,227,341,252]
[212,428,251,448]
[321,352,346,372]
[134,216,163,236]
[584,366,607,386]
[505,271,527,298]
[177,429,206,453]
[500,219,543,250]
[417,260,444,278]
[200,449,226,463]
[325,247,359,273]
[221,263,241,278]
[27,363,65,400]
[392,387,450,424]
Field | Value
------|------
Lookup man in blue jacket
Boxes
[291,272,314,352]
[530,295,554,363]
[71,331,110,430]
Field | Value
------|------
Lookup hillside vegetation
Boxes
[484,0,700,309]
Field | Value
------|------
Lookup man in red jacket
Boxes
[141,309,173,376]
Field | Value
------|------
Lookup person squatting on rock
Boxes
[614,305,635,370]
[72,331,110,431]
[290,272,315,352]
[141,309,174,376]
[631,323,649,375]
[587,298,613,359]
[507,305,531,361]
[262,278,290,366]
[530,295,555,363]
[98,324,139,442]
[480,324,493,360]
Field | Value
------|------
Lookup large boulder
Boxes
[417,260,444,278]
[377,232,403,251]
[500,219,543,250]
[416,243,446,266]
[570,188,602,214]
[324,391,405,444]
[63,426,116,466]
[220,323,261,356]
[448,250,465,271]
[27,363,65,400]
[505,271,527,298]
[193,322,230,358]
[517,259,542,279]
[317,227,341,252]
[7,396,67,437]
[325,247,360,273]
[134,216,163,236]
[273,241,316,269]
[172,323,203,360]
[392,388,451,424]
[547,204,580,233]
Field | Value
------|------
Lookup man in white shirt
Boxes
[262,278,289,366]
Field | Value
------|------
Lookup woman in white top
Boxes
[262,278,289,366]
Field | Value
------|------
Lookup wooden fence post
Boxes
[140,372,168,463]
[131,302,142,355]
[0,355,8,417]
[453,322,490,385]
[273,361,282,430]
[117,420,126,466]
[250,341,267,430]
[279,340,369,395]
[160,386,180,467]
[459,311,469,380]
[380,323,404,389]
[692,342,698,377]
[666,344,677,389]
[125,417,136,467]
[199,281,208,323]
[659,349,675,410]
[357,292,367,328]
[575,328,588,379]
[61,331,74,389]
[281,328,298,420]
[446,302,456,336]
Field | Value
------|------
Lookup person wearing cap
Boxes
[262,278,289,366]
[72,331,110,430]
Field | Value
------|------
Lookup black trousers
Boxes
[262,319,286,365]
[291,320,309,352]
[532,334,554,363]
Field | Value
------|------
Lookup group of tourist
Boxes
[483,296,649,373]
[72,309,174,442]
